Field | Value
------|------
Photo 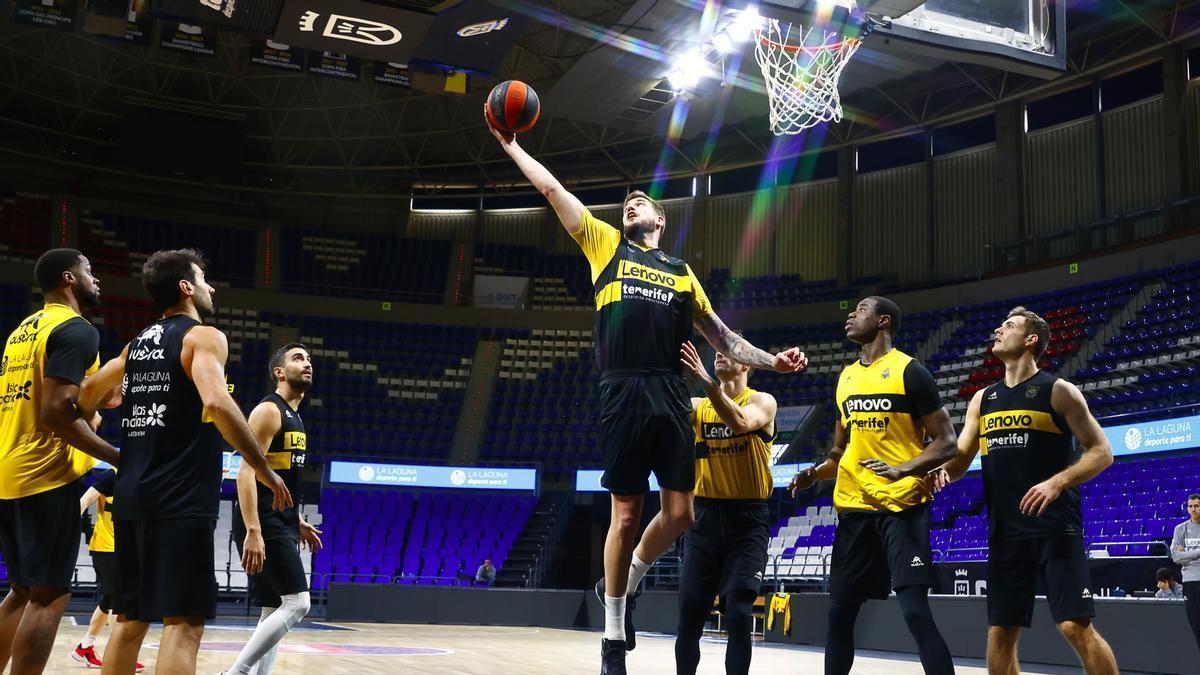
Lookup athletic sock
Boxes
[603,594,626,641]
[626,554,652,595]
[80,634,96,649]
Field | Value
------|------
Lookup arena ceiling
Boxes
[0,0,1197,198]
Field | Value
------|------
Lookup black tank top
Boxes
[254,392,305,525]
[114,314,222,521]
[979,370,1082,539]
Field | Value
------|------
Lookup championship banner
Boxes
[330,461,536,490]
[372,61,411,88]
[251,38,306,71]
[473,275,529,309]
[160,22,217,56]
[13,0,78,30]
[273,0,435,64]
[120,2,154,45]
[308,51,360,81]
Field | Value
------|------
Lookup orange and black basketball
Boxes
[485,80,540,134]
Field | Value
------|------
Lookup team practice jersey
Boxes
[572,208,713,374]
[254,392,306,525]
[979,370,1082,539]
[834,349,941,512]
[115,315,222,521]
[693,388,775,500]
[0,303,100,499]
[89,469,116,553]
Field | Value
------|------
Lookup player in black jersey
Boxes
[220,343,321,675]
[79,249,291,675]
[488,119,806,675]
[932,306,1118,675]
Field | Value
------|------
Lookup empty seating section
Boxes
[0,190,50,262]
[311,489,536,588]
[1073,261,1200,420]
[265,314,480,461]
[473,242,593,308]
[705,270,846,308]
[79,211,256,288]
[767,498,837,579]
[282,229,449,303]
[481,329,599,472]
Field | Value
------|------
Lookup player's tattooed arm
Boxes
[694,312,807,373]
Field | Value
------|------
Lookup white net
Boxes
[753,17,863,136]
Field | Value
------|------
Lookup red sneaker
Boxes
[71,643,102,668]
[135,662,145,672]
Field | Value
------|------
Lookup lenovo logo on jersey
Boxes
[625,265,677,287]
[845,397,893,413]
[983,414,1033,432]
[701,422,735,440]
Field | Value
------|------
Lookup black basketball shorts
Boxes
[114,517,218,622]
[0,479,84,590]
[987,535,1095,627]
[829,502,936,604]
[598,373,695,496]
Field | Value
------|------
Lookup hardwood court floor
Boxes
[42,616,1099,674]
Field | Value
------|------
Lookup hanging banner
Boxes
[273,0,434,64]
[13,0,78,30]
[473,275,529,309]
[372,61,411,88]
[251,38,306,71]
[120,3,154,45]
[308,51,360,81]
[160,22,217,56]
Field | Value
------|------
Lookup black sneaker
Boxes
[594,577,639,652]
[600,638,627,674]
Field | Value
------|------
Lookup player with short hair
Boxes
[220,343,321,675]
[0,248,120,675]
[931,306,1118,675]
[789,296,957,675]
[78,248,292,675]
[488,119,806,675]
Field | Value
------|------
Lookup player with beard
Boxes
[0,249,120,675]
[78,248,291,675]
[930,307,1118,675]
[789,296,957,675]
[220,343,321,675]
[488,120,806,675]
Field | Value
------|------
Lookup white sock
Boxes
[626,554,652,595]
[81,634,96,649]
[603,594,626,641]
[225,593,310,674]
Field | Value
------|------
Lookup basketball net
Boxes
[753,17,863,136]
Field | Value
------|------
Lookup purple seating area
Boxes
[1072,261,1200,420]
[80,211,256,288]
[282,228,450,303]
[704,270,847,309]
[311,489,536,589]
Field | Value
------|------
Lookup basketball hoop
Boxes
[753,15,867,136]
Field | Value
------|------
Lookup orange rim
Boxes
[759,34,861,55]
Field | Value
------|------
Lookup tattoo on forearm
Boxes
[726,333,775,369]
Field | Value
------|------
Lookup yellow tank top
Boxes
[0,304,99,499]
[833,349,931,512]
[693,387,775,500]
[90,489,114,553]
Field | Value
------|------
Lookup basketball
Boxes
[485,80,540,134]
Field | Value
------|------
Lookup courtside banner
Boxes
[575,463,813,493]
[273,0,434,64]
[1105,413,1198,457]
[330,461,537,490]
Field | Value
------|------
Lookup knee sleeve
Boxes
[277,592,311,630]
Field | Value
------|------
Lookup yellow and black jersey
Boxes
[255,392,306,525]
[693,388,775,501]
[980,370,1081,539]
[0,303,100,500]
[834,349,941,513]
[89,469,116,553]
[572,207,713,374]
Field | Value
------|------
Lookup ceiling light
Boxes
[728,7,764,42]
[711,31,735,55]
[667,50,707,91]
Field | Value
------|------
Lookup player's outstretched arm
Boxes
[78,346,128,417]
[1019,380,1114,517]
[694,312,807,373]
[680,341,777,434]
[789,421,847,497]
[237,401,281,575]
[485,112,584,234]
[938,389,985,486]
[185,326,292,512]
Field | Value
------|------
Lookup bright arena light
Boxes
[667,50,707,91]
[711,31,735,55]
[728,7,764,43]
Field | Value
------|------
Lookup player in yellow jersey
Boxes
[0,249,121,675]
[488,118,806,675]
[676,340,777,675]
[74,467,145,672]
[789,297,958,675]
